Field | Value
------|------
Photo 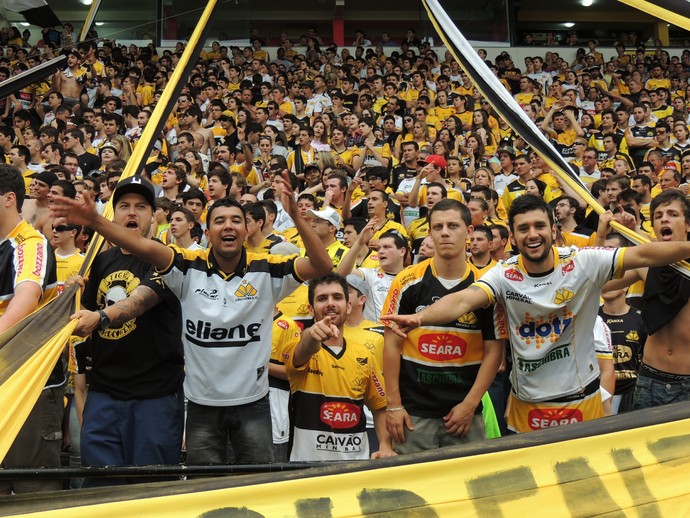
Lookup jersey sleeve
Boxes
[473,264,503,305]
[593,316,613,360]
[13,235,50,291]
[158,244,205,298]
[579,247,626,284]
[364,349,387,412]
[267,253,303,302]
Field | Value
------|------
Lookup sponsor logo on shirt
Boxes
[32,242,44,277]
[516,344,571,372]
[506,290,532,304]
[517,312,573,347]
[195,288,219,300]
[528,408,583,430]
[277,319,289,330]
[372,372,385,397]
[613,345,633,362]
[561,260,575,275]
[184,319,261,347]
[320,402,361,429]
[418,333,467,360]
[504,269,523,282]
[316,433,363,452]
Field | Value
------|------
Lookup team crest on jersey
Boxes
[351,376,366,393]
[504,268,523,281]
[626,330,639,342]
[553,288,575,305]
[234,279,258,300]
[457,312,477,326]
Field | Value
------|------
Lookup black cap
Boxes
[30,170,58,187]
[112,175,156,208]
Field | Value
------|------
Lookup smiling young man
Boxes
[283,272,394,461]
[52,172,332,465]
[385,194,690,433]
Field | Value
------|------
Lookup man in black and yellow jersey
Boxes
[0,165,60,494]
[382,199,504,453]
[283,272,395,461]
[305,206,349,268]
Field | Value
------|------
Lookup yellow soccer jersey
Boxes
[284,337,386,461]
[0,220,57,317]
[55,251,85,295]
[344,319,384,366]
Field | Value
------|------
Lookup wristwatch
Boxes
[97,309,111,330]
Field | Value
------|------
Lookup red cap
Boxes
[424,154,447,169]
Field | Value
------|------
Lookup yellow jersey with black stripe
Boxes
[284,337,387,461]
[245,233,285,254]
[0,220,57,317]
[55,251,85,295]
[381,258,505,418]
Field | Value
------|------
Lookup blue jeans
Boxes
[186,395,273,465]
[633,372,690,410]
[81,389,184,486]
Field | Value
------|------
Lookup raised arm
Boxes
[622,240,690,271]
[335,217,377,276]
[51,193,174,270]
[274,172,332,280]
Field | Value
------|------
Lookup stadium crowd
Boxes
[2,22,690,493]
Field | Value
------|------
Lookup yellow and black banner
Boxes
[1,403,690,516]
[0,0,219,463]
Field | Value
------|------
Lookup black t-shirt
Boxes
[599,307,647,394]
[82,247,184,400]
[341,93,358,112]
[78,152,101,175]
[391,164,417,191]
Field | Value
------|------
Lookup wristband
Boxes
[385,406,405,413]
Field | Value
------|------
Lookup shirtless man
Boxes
[185,107,214,155]
[21,171,57,232]
[604,189,690,408]
[51,50,84,112]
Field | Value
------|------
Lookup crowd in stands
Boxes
[2,21,690,493]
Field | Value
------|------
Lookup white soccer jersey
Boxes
[160,246,302,407]
[475,246,625,402]
[360,267,395,323]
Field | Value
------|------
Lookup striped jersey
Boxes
[382,259,506,418]
[159,246,302,406]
